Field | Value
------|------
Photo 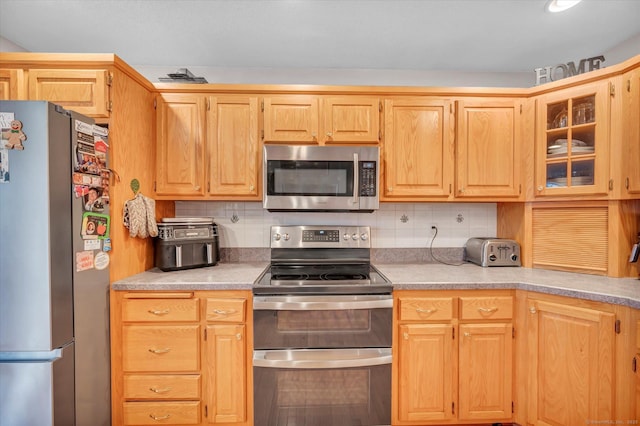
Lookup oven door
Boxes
[253,295,393,350]
[253,348,391,426]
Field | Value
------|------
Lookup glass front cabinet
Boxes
[535,81,610,197]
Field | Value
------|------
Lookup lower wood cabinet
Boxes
[393,290,514,425]
[111,290,252,426]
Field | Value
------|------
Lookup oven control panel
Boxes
[271,225,371,248]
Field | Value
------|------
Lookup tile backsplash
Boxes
[175,201,497,249]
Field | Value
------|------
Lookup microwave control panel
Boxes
[359,161,377,197]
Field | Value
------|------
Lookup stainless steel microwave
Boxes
[263,145,380,212]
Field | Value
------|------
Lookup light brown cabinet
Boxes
[382,98,454,200]
[112,291,252,426]
[534,80,610,197]
[456,98,524,199]
[262,95,380,144]
[394,291,514,425]
[526,297,615,425]
[0,67,111,119]
[155,94,260,200]
[155,93,207,197]
[622,68,640,197]
[204,297,249,424]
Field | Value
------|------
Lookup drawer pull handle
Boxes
[212,309,237,315]
[148,348,171,354]
[149,387,172,394]
[477,307,498,314]
[416,308,437,314]
[149,414,171,421]
[148,309,170,316]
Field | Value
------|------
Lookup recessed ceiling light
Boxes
[545,0,582,13]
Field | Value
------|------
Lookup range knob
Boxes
[282,233,290,241]
[511,254,519,262]
[273,233,281,241]
[489,254,497,262]
[360,233,369,241]
[343,233,350,241]
[352,233,359,241]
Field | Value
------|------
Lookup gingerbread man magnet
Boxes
[3,120,27,150]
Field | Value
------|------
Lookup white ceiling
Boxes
[1,0,639,75]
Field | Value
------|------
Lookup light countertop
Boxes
[112,262,640,309]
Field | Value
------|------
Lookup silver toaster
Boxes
[464,238,521,267]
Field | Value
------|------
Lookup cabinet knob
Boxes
[236,333,242,341]
[529,307,537,314]
[403,332,409,340]
[463,332,471,338]
[311,132,317,139]
[459,187,465,193]
[249,185,255,192]
[388,187,393,192]
[326,132,333,138]
[537,185,543,191]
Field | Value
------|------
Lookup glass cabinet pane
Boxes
[571,160,595,186]
[547,162,568,187]
[571,95,595,125]
[547,101,568,130]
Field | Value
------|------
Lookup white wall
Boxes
[175,201,497,249]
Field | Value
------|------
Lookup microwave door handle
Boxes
[352,152,359,206]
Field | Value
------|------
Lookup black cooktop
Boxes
[253,263,392,295]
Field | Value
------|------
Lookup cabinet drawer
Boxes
[459,296,513,320]
[123,401,200,425]
[124,375,201,400]
[123,325,199,372]
[206,298,246,322]
[398,297,454,321]
[122,298,199,322]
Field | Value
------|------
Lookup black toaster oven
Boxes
[155,218,219,271]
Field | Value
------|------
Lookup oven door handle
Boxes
[253,348,392,369]
[253,295,393,311]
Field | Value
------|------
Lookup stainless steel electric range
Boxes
[253,225,393,426]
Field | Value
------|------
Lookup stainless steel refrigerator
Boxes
[0,101,111,426]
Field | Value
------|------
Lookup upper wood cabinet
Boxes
[155,94,261,200]
[534,80,610,198]
[0,67,111,119]
[622,68,640,198]
[156,93,207,197]
[207,96,260,197]
[0,69,22,99]
[28,69,111,118]
[382,98,454,200]
[456,98,523,199]
[262,95,380,144]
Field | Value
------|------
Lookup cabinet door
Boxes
[0,69,22,99]
[527,300,615,425]
[322,96,380,144]
[397,323,455,422]
[156,94,206,196]
[207,96,260,197]
[383,98,454,199]
[205,324,247,424]
[457,98,522,198]
[535,81,610,197]
[262,95,319,143]
[27,69,110,117]
[458,323,512,420]
[623,68,640,196]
